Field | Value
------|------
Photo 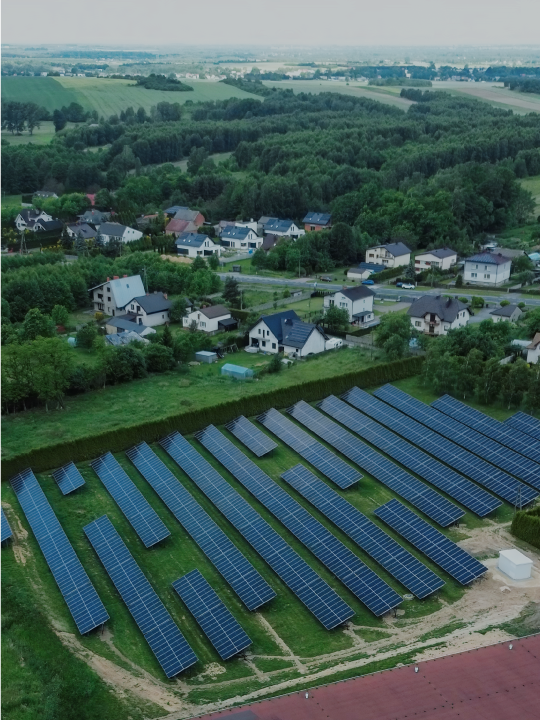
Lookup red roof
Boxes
[165,218,197,234]
[193,634,540,720]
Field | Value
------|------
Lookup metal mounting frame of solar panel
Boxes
[374,499,487,585]
[196,424,403,617]
[281,464,444,599]
[287,400,463,527]
[84,514,197,677]
[374,384,540,491]
[225,416,278,457]
[51,461,86,495]
[258,407,361,489]
[1,507,13,542]
[351,386,537,508]
[505,412,540,442]
[126,442,275,611]
[10,468,109,634]
[173,569,252,660]
[433,395,540,464]
[91,452,170,548]
[159,431,354,630]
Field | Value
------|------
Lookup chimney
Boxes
[113,275,119,280]
[106,277,110,281]
[123,274,128,278]
[164,293,168,300]
[154,290,157,294]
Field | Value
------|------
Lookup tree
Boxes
[500,359,531,409]
[329,223,357,264]
[161,324,173,348]
[455,274,463,288]
[52,109,67,132]
[374,313,412,359]
[21,308,55,341]
[60,227,73,251]
[170,297,188,323]
[74,234,87,256]
[51,305,69,327]
[100,345,147,384]
[267,352,282,373]
[525,308,540,337]
[471,296,484,309]
[191,256,207,271]
[207,253,220,270]
[76,322,98,349]
[324,305,349,331]
[25,103,42,135]
[222,276,241,307]
[144,343,175,372]
[33,337,74,410]
[525,367,540,413]
[404,260,417,282]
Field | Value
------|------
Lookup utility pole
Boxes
[19,230,27,255]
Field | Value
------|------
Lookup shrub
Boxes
[76,322,97,349]
[471,296,485,309]
[144,344,175,373]
[267,353,282,374]
[511,507,540,550]
[499,299,510,307]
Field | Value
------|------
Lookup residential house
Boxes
[489,304,523,323]
[66,222,97,241]
[172,206,205,227]
[183,305,236,334]
[33,190,58,200]
[15,209,52,231]
[98,222,143,244]
[323,286,376,325]
[89,274,146,316]
[78,209,111,226]
[165,218,198,236]
[463,252,511,287]
[105,317,156,337]
[408,295,470,336]
[249,310,328,357]
[124,291,172,327]
[258,217,305,238]
[220,226,262,250]
[262,234,279,252]
[366,242,411,269]
[414,248,457,272]
[526,333,540,365]
[491,247,527,260]
[347,262,385,281]
[175,233,221,258]
[216,219,258,236]
[303,212,332,232]
[32,218,63,233]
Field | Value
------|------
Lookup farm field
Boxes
[431,80,540,114]
[520,175,540,214]
[1,120,77,146]
[261,80,414,109]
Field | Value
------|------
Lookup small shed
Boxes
[221,363,253,379]
[196,350,218,364]
[498,549,533,580]
[67,336,77,347]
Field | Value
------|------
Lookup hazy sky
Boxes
[3,0,540,47]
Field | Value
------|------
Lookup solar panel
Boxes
[51,461,86,495]
[287,401,463,527]
[173,569,252,660]
[160,431,354,630]
[374,499,487,585]
[126,442,275,611]
[196,425,402,617]
[10,468,109,634]
[84,515,197,677]
[355,386,537,508]
[282,464,444,599]
[505,412,540,442]
[433,395,540,464]
[1,507,13,542]
[225,416,278,457]
[258,407,361,489]
[375,384,540,492]
[91,452,170,548]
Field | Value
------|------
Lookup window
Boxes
[415,321,421,327]
[272,343,276,349]
[98,293,103,299]
[131,304,134,310]
[474,264,478,269]
[339,302,347,308]
[162,315,164,319]
[484,274,491,279]
[258,329,261,335]
[107,296,111,302]
[200,321,206,328]
[471,272,477,278]
[262,340,266,347]
[310,225,315,231]
[484,265,488,270]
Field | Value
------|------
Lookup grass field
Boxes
[1,120,78,146]
[521,175,540,214]
[262,80,414,110]
[431,81,540,114]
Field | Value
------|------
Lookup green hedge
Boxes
[2,356,424,478]
[370,266,404,283]
[511,506,540,549]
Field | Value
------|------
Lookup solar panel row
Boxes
[51,461,86,495]
[126,442,275,611]
[196,425,402,616]
[173,569,252,660]
[84,515,197,677]
[375,385,540,490]
[281,464,444,599]
[374,499,487,585]
[10,468,109,634]
[356,386,537,507]
[91,452,170,548]
[322,394,500,518]
[505,412,540,442]
[287,401,463,527]
[1,507,13,543]
[258,407,361,489]
[225,416,278,457]
[160,431,354,630]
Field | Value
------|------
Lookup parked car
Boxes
[401,283,416,290]
[396,281,403,287]
[362,279,375,285]
[320,276,333,282]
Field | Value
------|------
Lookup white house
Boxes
[347,262,385,281]
[463,252,511,287]
[220,226,262,250]
[183,305,237,334]
[89,274,146,316]
[66,222,97,241]
[324,286,376,325]
[408,295,470,336]
[217,219,258,236]
[105,317,156,337]
[366,242,411,269]
[258,217,305,238]
[526,333,540,365]
[32,219,63,233]
[415,248,457,272]
[249,310,328,357]
[15,209,52,231]
[124,291,172,328]
[175,232,221,258]
[98,222,143,244]
[489,305,523,324]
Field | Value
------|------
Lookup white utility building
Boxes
[498,549,533,580]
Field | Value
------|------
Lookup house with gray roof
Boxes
[182,304,235,334]
[175,232,221,258]
[105,317,155,336]
[89,274,146,316]
[366,242,411,269]
[258,217,305,238]
[124,291,172,327]
[172,207,205,226]
[15,208,53,231]
[66,222,97,241]
[303,212,332,231]
[324,285,376,325]
[415,248,458,272]
[98,222,143,245]
[220,226,262,250]
[490,304,522,323]
[408,295,470,336]
[347,262,386,280]
[77,209,111,226]
[249,310,328,357]
[463,252,511,286]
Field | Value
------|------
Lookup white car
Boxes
[401,283,415,290]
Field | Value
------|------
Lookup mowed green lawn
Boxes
[521,175,540,214]
[1,120,78,146]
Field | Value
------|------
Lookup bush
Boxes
[144,343,175,373]
[499,299,510,307]
[511,507,540,550]
[267,353,282,374]
[455,274,463,288]
[76,322,97,349]
[471,296,485,309]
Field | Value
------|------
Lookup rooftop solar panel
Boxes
[282,464,444,599]
[287,401,463,527]
[10,468,109,634]
[374,499,487,585]
[160,431,354,630]
[196,425,402,616]
[126,442,275,611]
[1,507,13,542]
[173,569,252,660]
[84,515,197,677]
[505,412,540,442]
[258,407,361,489]
[52,461,86,495]
[225,416,278,457]
[91,452,170,548]
[351,386,536,507]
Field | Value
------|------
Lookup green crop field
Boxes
[1,120,78,146]
[262,79,414,109]
[521,175,540,214]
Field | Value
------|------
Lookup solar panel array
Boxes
[282,464,444,599]
[374,499,487,585]
[287,401,463,527]
[344,386,529,507]
[225,416,278,457]
[1,507,13,542]
[258,407,361,489]
[10,468,109,634]
[51,461,86,495]
[433,395,540,464]
[196,424,402,617]
[91,452,170,548]
[84,514,197,677]
[505,412,540,442]
[160,431,354,630]
[126,442,275,610]
[322,394,499,518]
[173,569,252,660]
[375,384,540,491]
